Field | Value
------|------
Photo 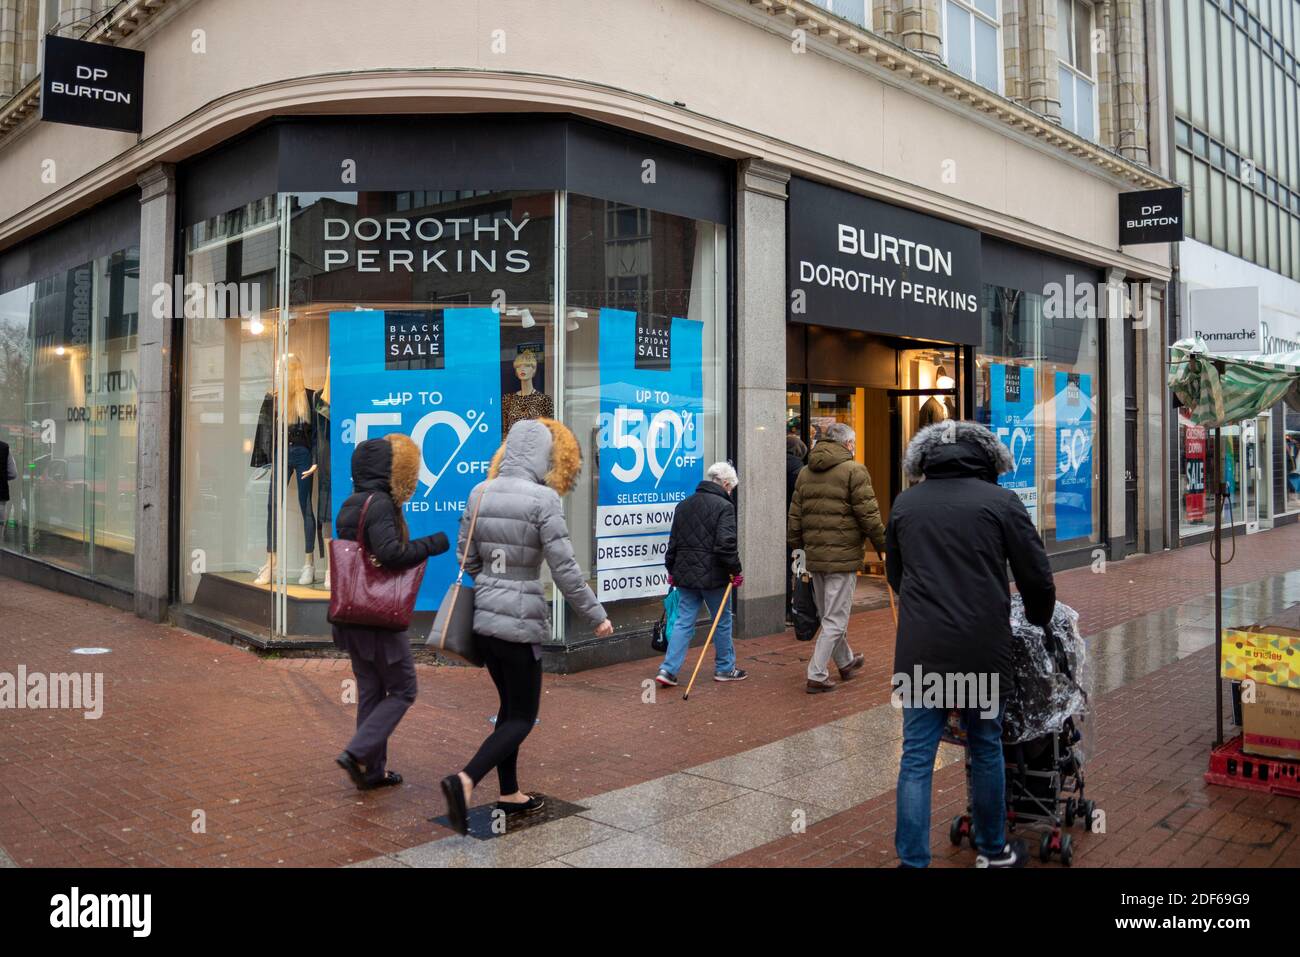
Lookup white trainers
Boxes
[253,562,271,585]
[299,563,315,586]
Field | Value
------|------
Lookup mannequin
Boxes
[317,357,332,590]
[251,353,320,586]
[502,350,553,433]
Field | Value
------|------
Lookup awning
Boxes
[1168,337,1300,428]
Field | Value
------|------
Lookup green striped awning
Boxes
[1169,337,1300,427]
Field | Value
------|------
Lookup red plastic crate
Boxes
[1204,736,1300,797]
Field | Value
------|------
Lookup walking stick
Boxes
[682,582,734,701]
[886,582,898,626]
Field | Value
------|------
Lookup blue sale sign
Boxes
[596,308,704,602]
[329,308,501,610]
[1054,371,1093,541]
[989,363,1037,522]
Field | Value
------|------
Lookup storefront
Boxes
[0,192,141,605]
[1174,240,1300,545]
[785,177,1105,567]
[168,116,731,668]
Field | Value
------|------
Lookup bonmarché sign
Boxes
[787,178,982,344]
[40,36,144,134]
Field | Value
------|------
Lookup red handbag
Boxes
[327,495,426,630]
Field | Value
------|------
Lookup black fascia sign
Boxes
[40,35,144,134]
[1118,187,1184,245]
[787,177,983,345]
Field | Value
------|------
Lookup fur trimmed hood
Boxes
[488,418,583,496]
[902,420,1013,483]
[386,433,420,506]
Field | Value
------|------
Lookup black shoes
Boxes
[496,794,546,816]
[440,774,470,835]
[336,751,367,790]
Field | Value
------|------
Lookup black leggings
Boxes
[462,635,542,795]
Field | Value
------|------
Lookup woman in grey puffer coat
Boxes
[440,418,612,834]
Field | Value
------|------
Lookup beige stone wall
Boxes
[0,0,1169,276]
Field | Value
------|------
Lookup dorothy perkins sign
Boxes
[40,36,144,133]
[787,178,982,344]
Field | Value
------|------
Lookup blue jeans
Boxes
[895,705,1006,867]
[659,586,734,678]
[266,443,317,553]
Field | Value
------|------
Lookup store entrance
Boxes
[786,338,963,613]
[786,343,963,518]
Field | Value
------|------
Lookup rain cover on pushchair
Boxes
[1001,597,1089,744]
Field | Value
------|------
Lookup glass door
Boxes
[1243,418,1259,533]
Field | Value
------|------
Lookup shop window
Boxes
[1285,408,1300,513]
[563,194,728,641]
[0,246,140,588]
[178,184,728,646]
[180,189,557,640]
[974,283,1100,556]
[1057,0,1097,140]
[944,0,1002,94]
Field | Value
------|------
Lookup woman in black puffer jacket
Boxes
[332,433,448,791]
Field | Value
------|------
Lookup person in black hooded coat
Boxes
[885,420,1055,868]
[333,434,448,791]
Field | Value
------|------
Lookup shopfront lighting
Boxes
[249,317,264,335]
[936,365,955,390]
[54,346,66,357]
[567,308,588,332]
[506,307,535,328]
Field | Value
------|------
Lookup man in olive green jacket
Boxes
[788,422,887,692]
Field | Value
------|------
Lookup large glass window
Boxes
[0,246,139,588]
[974,282,1101,555]
[179,187,728,646]
[945,0,1002,93]
[1058,0,1096,140]
[562,194,728,641]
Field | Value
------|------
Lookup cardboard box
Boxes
[1241,682,1300,762]
[1220,627,1300,689]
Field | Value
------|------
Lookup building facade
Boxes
[1167,0,1300,546]
[0,0,1173,670]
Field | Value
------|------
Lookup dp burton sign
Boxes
[40,35,144,134]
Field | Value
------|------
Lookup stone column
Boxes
[1135,280,1165,552]
[734,159,790,640]
[1019,0,1061,121]
[134,164,176,622]
[1109,0,1149,163]
[874,0,943,62]
[1104,266,1128,560]
[0,1,17,100]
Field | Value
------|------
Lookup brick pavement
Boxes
[1,524,1299,867]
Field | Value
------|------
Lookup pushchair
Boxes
[944,598,1096,866]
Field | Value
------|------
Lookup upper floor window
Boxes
[1057,0,1097,140]
[944,0,1002,94]
[809,0,868,30]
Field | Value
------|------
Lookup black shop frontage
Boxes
[786,177,1107,566]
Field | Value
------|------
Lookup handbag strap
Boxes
[356,494,375,561]
[455,483,489,584]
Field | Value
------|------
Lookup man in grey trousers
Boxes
[787,423,888,692]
